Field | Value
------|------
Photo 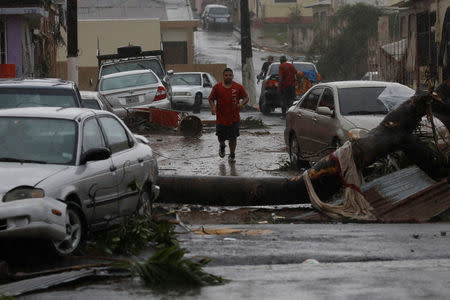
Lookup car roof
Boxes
[0,106,113,120]
[317,81,402,88]
[80,91,99,98]
[173,72,206,75]
[270,62,316,66]
[101,56,160,66]
[0,78,76,89]
[100,69,157,79]
[205,4,227,9]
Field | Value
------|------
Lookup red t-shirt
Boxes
[209,81,248,126]
[279,62,297,89]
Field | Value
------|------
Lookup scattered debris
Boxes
[412,234,420,239]
[192,227,274,236]
[302,259,320,265]
[240,116,266,128]
[179,115,203,138]
[441,232,447,237]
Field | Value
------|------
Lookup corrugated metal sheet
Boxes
[363,166,450,222]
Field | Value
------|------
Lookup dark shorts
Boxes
[216,122,240,142]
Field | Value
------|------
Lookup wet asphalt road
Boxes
[14,29,450,299]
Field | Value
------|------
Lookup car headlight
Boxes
[3,187,45,202]
[349,128,369,140]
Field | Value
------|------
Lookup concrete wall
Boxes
[259,0,316,20]
[57,19,161,67]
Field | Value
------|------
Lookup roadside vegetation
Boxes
[92,211,227,288]
[309,3,382,80]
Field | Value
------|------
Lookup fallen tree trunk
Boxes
[157,85,450,206]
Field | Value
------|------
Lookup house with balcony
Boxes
[375,0,449,87]
[0,0,62,78]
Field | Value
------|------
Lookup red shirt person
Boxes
[209,68,248,162]
[278,56,297,116]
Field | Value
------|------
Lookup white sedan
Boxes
[169,72,217,112]
[0,107,159,255]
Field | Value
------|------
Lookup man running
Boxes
[209,68,249,162]
[278,56,297,118]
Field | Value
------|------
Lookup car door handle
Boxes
[110,165,117,172]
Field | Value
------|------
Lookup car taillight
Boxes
[265,80,279,88]
[154,86,167,101]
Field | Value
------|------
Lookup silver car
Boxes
[284,81,414,167]
[0,107,159,255]
[98,69,171,118]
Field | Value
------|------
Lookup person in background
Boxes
[258,55,274,83]
[209,68,249,163]
[278,56,297,118]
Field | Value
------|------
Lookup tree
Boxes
[312,3,382,81]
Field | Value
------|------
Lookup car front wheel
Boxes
[51,202,86,256]
[259,97,271,115]
[193,93,202,113]
[289,134,310,170]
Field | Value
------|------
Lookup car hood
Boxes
[341,115,385,130]
[0,163,69,195]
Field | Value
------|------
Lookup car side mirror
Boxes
[167,69,174,76]
[203,83,211,88]
[80,147,111,164]
[316,106,333,116]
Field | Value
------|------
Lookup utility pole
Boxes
[240,0,256,107]
[67,0,78,85]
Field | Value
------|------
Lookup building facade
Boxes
[0,0,61,78]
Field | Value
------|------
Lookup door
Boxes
[313,87,340,153]
[163,41,188,64]
[79,117,119,223]
[295,87,324,155]
[98,116,144,217]
[202,73,213,101]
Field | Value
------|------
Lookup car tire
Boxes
[289,134,310,170]
[138,183,153,216]
[193,93,202,114]
[51,202,86,256]
[259,97,271,115]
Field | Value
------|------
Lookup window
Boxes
[318,88,334,111]
[202,74,212,87]
[98,117,131,153]
[100,72,158,91]
[300,88,323,110]
[0,88,78,108]
[82,118,106,152]
[0,19,6,64]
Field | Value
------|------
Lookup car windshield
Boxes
[169,74,201,86]
[0,88,77,108]
[338,86,389,116]
[82,99,101,110]
[100,72,158,91]
[209,7,228,14]
[268,63,316,75]
[0,117,77,165]
[101,59,165,79]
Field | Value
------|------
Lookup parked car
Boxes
[0,107,159,255]
[80,91,113,111]
[98,69,171,118]
[361,71,379,81]
[202,4,233,31]
[97,46,174,106]
[259,62,319,114]
[0,78,83,109]
[284,81,414,168]
[169,72,217,112]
